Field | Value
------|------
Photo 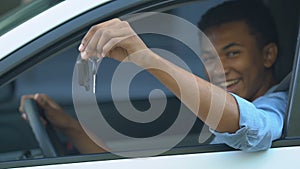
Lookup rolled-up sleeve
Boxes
[210,91,288,152]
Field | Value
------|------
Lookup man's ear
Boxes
[263,42,278,68]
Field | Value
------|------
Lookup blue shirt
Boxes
[210,84,288,152]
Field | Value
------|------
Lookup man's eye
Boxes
[203,56,213,62]
[227,51,240,58]
[202,53,217,62]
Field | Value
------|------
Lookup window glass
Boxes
[0,0,64,36]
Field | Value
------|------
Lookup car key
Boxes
[76,58,90,91]
[77,55,102,93]
[89,57,102,94]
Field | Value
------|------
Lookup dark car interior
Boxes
[0,0,299,163]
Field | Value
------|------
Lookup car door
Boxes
[0,0,299,168]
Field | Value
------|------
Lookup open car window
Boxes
[0,0,299,168]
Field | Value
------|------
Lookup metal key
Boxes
[89,57,102,94]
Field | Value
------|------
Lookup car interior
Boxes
[0,0,299,163]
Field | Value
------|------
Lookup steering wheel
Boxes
[23,98,66,157]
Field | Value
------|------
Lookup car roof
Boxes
[0,0,110,61]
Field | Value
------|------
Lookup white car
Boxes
[0,0,300,168]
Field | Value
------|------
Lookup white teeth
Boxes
[219,79,239,88]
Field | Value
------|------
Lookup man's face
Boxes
[201,21,271,101]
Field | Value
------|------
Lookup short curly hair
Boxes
[198,0,278,50]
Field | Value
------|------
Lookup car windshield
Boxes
[0,0,64,36]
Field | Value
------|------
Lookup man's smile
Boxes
[218,79,240,91]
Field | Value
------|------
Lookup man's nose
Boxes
[208,57,229,83]
[214,57,229,76]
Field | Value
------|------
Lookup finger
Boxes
[21,112,27,121]
[97,26,132,58]
[82,22,129,60]
[19,94,35,113]
[102,36,127,58]
[40,117,47,126]
[35,93,61,113]
[79,18,121,53]
[82,29,102,59]
[34,93,52,110]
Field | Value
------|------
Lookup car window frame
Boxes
[284,25,300,139]
[271,24,300,148]
[0,0,300,168]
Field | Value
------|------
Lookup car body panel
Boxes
[0,0,299,168]
[11,146,300,169]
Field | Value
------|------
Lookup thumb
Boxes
[34,93,60,112]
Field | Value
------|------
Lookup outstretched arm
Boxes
[78,18,240,133]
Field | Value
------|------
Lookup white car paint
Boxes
[0,0,110,60]
[13,146,300,169]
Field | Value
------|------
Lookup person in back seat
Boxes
[19,0,289,153]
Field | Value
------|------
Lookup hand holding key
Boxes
[78,18,148,63]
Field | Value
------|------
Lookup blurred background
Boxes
[0,0,33,17]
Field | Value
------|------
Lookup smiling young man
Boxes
[195,0,288,150]
[20,0,288,153]
[199,1,278,101]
